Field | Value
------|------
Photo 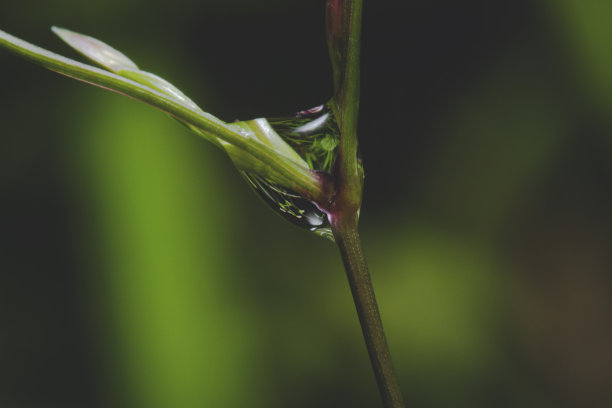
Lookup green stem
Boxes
[331,214,406,408]
[326,1,404,402]
[327,0,364,204]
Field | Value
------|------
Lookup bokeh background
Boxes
[2,1,612,407]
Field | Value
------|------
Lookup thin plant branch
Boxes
[326,0,406,406]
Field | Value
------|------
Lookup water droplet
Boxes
[242,172,334,240]
[267,104,340,175]
[241,103,340,240]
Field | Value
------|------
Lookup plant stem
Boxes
[327,0,364,211]
[331,214,406,408]
[326,0,404,404]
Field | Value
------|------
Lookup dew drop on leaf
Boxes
[241,103,341,241]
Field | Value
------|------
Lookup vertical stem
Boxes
[331,215,406,408]
[327,0,404,405]
[327,0,364,203]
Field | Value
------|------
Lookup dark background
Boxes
[1,1,612,407]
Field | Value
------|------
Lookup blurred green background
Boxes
[2,1,612,407]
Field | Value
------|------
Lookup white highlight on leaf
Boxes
[118,68,201,111]
[51,26,138,72]
[243,119,309,168]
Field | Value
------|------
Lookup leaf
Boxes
[52,26,138,72]
[118,68,201,112]
[233,119,310,168]
[0,28,323,199]
[0,29,207,122]
[52,27,201,112]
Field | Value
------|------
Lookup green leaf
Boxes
[52,26,138,72]
[233,119,310,168]
[0,29,209,122]
[117,68,201,112]
[0,28,324,199]
[52,26,202,112]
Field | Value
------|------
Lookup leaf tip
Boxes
[50,25,67,36]
[50,25,138,73]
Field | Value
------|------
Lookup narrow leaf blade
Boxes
[118,68,201,111]
[0,29,323,199]
[51,26,138,72]
[0,29,219,129]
